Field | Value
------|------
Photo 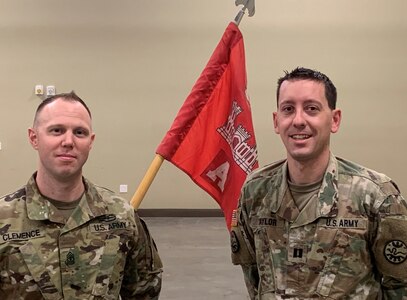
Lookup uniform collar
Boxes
[269,153,339,223]
[25,173,108,224]
[317,152,339,218]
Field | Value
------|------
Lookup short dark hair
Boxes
[276,67,337,109]
[33,91,92,126]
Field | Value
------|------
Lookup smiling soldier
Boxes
[230,67,407,299]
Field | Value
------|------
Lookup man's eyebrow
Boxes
[279,99,295,105]
[303,99,322,105]
[280,98,321,104]
[45,123,64,128]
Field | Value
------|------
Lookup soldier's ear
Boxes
[273,112,280,134]
[331,109,342,133]
[28,128,39,149]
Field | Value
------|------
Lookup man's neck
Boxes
[35,171,85,202]
[287,152,330,185]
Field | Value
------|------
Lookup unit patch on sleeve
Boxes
[384,240,407,264]
[230,231,240,253]
[374,217,407,278]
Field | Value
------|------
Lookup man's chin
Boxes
[288,151,314,162]
[55,169,81,181]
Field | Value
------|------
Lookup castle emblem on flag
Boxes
[217,101,257,174]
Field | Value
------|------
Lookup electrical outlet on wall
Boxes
[35,85,44,95]
[119,185,128,193]
[46,85,56,96]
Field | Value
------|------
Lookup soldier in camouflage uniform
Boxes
[230,67,407,299]
[0,92,162,299]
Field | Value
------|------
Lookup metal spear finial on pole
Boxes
[234,0,255,25]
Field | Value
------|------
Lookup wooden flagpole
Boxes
[131,154,164,209]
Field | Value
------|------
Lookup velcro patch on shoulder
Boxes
[380,181,400,197]
[374,217,407,278]
[230,227,255,265]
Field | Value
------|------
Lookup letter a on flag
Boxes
[156,22,258,230]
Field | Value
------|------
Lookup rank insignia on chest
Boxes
[65,250,75,266]
[288,245,307,263]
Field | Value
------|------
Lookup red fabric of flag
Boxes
[156,22,258,230]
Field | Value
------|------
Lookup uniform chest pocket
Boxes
[84,230,134,297]
[0,240,61,300]
[61,228,134,298]
[0,243,32,287]
[89,234,121,296]
[252,224,287,295]
[314,228,369,298]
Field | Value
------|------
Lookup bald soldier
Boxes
[230,67,407,299]
[0,92,162,299]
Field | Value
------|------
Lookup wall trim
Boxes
[137,209,224,217]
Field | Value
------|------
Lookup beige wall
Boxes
[1,0,406,209]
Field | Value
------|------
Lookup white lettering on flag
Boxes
[206,161,230,192]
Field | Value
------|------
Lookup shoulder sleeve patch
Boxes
[138,216,163,270]
[374,217,407,278]
[230,226,256,265]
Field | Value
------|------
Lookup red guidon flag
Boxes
[156,22,258,230]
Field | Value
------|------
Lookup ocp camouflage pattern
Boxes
[0,174,162,299]
[231,153,407,299]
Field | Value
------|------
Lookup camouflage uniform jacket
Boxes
[0,174,162,300]
[231,153,407,299]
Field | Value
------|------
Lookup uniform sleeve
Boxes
[120,212,163,300]
[230,190,258,300]
[371,181,407,298]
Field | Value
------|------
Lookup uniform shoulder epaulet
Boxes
[93,184,115,195]
[1,187,26,203]
[85,177,116,196]
[380,180,401,197]
[337,157,394,186]
[246,159,285,182]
